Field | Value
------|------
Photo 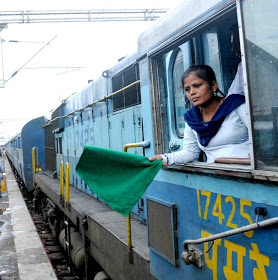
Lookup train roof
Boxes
[138,0,234,57]
[108,52,138,76]
[54,51,139,116]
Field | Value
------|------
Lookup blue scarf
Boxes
[184,94,245,146]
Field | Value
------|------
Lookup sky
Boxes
[0,0,184,144]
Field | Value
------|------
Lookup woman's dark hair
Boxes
[181,65,225,96]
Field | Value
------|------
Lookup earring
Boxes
[214,91,217,97]
[184,96,191,108]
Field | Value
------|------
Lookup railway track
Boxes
[10,165,110,279]
[6,155,110,280]
[18,179,80,280]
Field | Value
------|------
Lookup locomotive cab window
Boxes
[154,11,251,170]
[241,0,278,173]
[172,49,187,137]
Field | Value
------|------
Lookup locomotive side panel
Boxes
[138,0,278,279]
[21,116,45,191]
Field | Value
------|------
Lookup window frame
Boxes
[148,1,278,182]
[236,0,255,170]
[171,48,186,139]
[236,0,278,181]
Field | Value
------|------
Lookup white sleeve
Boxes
[227,62,245,96]
[235,103,248,127]
[162,123,201,165]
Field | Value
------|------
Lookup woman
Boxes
[149,65,249,165]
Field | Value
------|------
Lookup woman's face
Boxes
[183,73,217,107]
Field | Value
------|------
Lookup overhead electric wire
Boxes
[1,39,47,43]
[5,35,57,82]
[56,69,81,75]
[23,66,85,69]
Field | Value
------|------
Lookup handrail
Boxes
[43,146,55,150]
[36,148,39,169]
[32,147,36,175]
[123,141,150,152]
[60,161,64,198]
[65,162,69,204]
[42,80,140,127]
[183,216,278,248]
[123,141,150,264]
[32,147,38,188]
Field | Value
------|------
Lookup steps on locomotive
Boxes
[34,172,154,280]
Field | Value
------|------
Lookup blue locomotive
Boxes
[5,0,278,279]
[5,116,45,190]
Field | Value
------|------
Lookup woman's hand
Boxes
[149,155,163,162]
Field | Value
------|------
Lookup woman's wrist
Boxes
[161,154,169,164]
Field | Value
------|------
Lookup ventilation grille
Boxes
[112,64,141,112]
[147,196,179,266]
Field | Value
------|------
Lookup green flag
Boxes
[75,146,163,216]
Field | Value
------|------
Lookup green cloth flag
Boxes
[76,146,163,216]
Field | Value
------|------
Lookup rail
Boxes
[42,80,140,127]
[43,146,55,150]
[32,147,40,188]
[60,161,64,206]
[65,162,70,209]
[123,141,150,264]
[182,216,278,267]
[183,216,278,247]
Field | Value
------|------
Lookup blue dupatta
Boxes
[184,94,245,146]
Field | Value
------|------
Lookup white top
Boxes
[227,62,245,96]
[162,103,249,164]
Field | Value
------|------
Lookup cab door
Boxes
[238,0,278,172]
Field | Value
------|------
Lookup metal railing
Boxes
[182,216,278,267]
[42,80,140,127]
[59,160,70,210]
[183,217,278,247]
[123,141,150,264]
[32,147,42,188]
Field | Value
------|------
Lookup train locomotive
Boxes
[5,116,45,190]
[5,0,278,279]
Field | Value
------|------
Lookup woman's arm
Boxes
[149,123,201,165]
[236,103,248,127]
